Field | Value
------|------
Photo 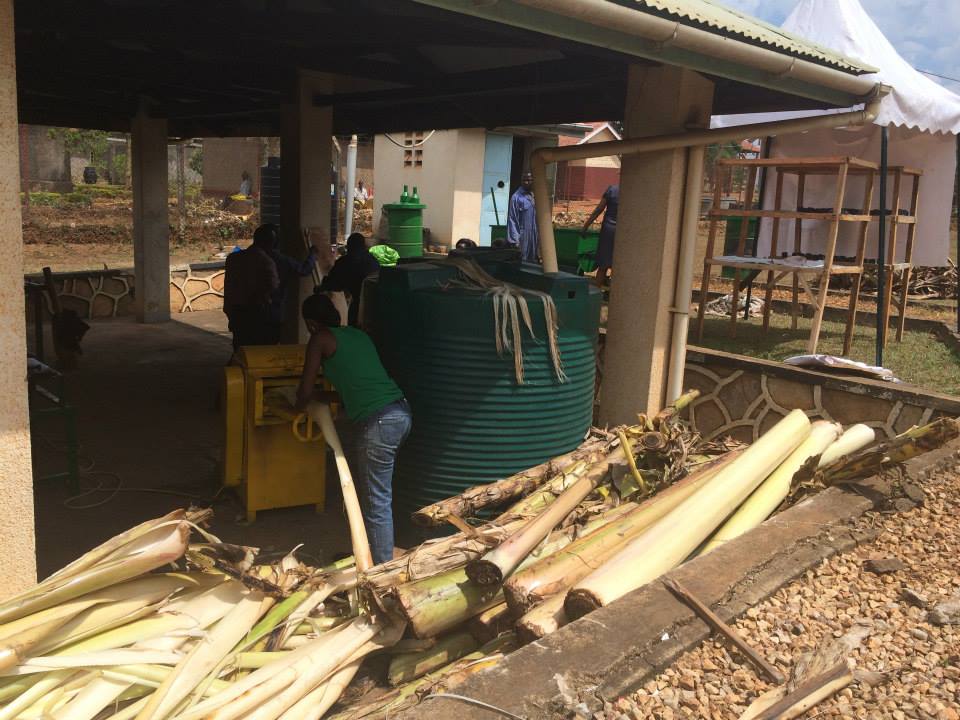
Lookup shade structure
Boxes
[712,0,960,266]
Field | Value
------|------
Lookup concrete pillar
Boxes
[599,66,713,425]
[0,0,37,596]
[280,72,333,342]
[131,109,170,323]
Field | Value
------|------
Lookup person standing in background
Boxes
[507,171,539,263]
[582,184,619,287]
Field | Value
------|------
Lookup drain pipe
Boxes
[666,144,705,404]
[344,134,358,238]
[531,94,884,407]
[533,95,885,272]
[511,0,878,100]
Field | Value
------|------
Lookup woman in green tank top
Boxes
[295,293,411,565]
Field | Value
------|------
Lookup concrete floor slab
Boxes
[31,311,351,579]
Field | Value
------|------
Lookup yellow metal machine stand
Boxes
[222,345,327,521]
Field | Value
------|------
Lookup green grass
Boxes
[696,312,960,395]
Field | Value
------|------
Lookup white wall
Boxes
[373,129,486,248]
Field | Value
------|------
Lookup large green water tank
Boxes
[368,255,601,525]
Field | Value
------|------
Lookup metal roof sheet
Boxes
[631,0,878,74]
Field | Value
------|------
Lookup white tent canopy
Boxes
[713,0,960,266]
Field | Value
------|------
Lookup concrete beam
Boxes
[280,72,332,342]
[600,65,713,423]
[131,109,170,323]
[0,0,37,597]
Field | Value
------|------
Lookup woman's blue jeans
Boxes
[353,399,412,565]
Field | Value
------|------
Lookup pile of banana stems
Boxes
[3,397,954,720]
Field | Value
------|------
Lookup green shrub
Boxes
[75,184,128,199]
[62,191,93,207]
[28,192,62,206]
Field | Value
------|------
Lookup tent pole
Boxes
[955,134,960,333]
[876,126,888,368]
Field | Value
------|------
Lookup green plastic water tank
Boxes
[368,255,601,525]
[383,202,426,258]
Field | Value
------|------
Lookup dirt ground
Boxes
[22,194,256,273]
[30,311,353,580]
[601,462,960,720]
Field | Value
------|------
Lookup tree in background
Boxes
[49,128,109,175]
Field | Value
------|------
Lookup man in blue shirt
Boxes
[507,172,539,263]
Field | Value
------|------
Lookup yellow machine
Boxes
[223,345,327,521]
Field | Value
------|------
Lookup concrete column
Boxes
[280,72,332,342]
[599,66,713,424]
[131,109,170,323]
[0,0,37,596]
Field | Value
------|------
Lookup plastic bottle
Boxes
[400,185,409,204]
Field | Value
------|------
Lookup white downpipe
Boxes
[667,144,705,404]
[344,134,358,239]
[530,96,884,409]
[511,0,878,100]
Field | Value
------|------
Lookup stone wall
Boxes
[684,346,960,441]
[27,261,225,320]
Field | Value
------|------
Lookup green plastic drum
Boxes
[367,258,601,531]
[488,225,598,274]
[383,202,426,258]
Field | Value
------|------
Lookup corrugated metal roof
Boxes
[631,0,878,74]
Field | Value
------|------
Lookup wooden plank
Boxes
[710,209,873,222]
[880,169,904,347]
[717,156,879,170]
[763,171,785,334]
[750,662,853,720]
[662,578,785,685]
[843,166,875,355]
[696,176,725,343]
[808,161,849,354]
[729,165,758,339]
[704,260,862,274]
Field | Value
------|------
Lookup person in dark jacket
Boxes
[319,232,379,327]
[582,184,619,287]
[223,223,318,348]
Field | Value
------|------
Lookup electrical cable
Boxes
[35,432,225,510]
[381,130,437,148]
[421,693,526,719]
[917,69,960,85]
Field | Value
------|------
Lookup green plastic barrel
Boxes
[721,217,759,278]
[554,228,599,275]
[367,258,601,529]
[383,202,426,258]
[489,225,597,274]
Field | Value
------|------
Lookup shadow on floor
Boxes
[31,311,352,579]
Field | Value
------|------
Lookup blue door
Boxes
[479,133,513,246]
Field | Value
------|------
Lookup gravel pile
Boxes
[601,463,960,720]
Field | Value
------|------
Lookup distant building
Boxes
[555,122,621,202]
[373,125,590,248]
[202,137,265,198]
[18,125,72,192]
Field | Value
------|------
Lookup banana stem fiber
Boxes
[566,410,811,619]
[817,423,875,469]
[467,447,623,586]
[503,450,740,613]
[699,421,840,556]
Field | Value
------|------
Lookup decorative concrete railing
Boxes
[684,346,960,441]
[26,261,226,319]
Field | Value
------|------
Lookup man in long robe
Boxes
[507,171,539,263]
